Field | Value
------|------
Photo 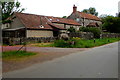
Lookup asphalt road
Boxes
[3,42,119,78]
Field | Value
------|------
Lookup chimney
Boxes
[73,5,77,13]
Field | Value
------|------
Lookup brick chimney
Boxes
[73,5,77,13]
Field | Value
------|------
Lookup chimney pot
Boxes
[73,5,77,13]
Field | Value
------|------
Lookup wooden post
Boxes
[94,39,96,43]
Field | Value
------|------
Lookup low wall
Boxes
[3,37,56,45]
[68,32,94,39]
[69,32,120,39]
[101,33,120,38]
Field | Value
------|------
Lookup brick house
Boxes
[2,12,81,38]
[68,5,102,27]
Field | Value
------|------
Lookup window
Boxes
[76,18,80,22]
[57,19,60,21]
[49,19,52,21]
[39,25,44,28]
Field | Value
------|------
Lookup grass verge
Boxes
[2,51,37,59]
[54,38,120,48]
[32,43,54,47]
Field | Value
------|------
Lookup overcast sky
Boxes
[18,0,120,17]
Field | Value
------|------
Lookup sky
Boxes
[18,0,120,17]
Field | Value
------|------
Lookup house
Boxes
[2,12,81,38]
[68,5,102,27]
[46,16,81,31]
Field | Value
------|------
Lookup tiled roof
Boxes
[47,16,81,26]
[87,22,99,27]
[78,11,101,21]
[15,13,66,30]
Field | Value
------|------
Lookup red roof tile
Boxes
[15,13,54,30]
[87,22,99,27]
[78,11,101,21]
[47,16,81,26]
[15,13,67,30]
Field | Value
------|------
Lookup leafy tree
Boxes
[118,12,120,17]
[1,1,25,24]
[99,14,110,19]
[79,27,101,38]
[102,16,120,33]
[82,7,98,16]
[62,16,67,18]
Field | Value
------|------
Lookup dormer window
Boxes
[49,19,52,21]
[76,18,80,22]
[39,25,44,28]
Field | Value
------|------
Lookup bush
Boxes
[102,16,120,33]
[68,27,76,32]
[54,40,69,48]
[79,27,101,38]
[54,38,119,48]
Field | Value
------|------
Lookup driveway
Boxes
[3,42,119,78]
[3,46,87,72]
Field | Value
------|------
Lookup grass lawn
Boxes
[31,43,54,47]
[2,51,37,60]
[28,38,120,48]
[54,38,120,48]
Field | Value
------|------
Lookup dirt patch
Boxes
[2,46,88,73]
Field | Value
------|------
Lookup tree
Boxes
[2,1,25,24]
[79,27,101,38]
[102,16,120,33]
[118,12,120,17]
[82,7,98,16]
[62,16,67,18]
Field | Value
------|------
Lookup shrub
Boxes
[79,27,101,38]
[68,27,76,32]
[54,40,69,48]
[54,38,119,48]
[102,16,120,33]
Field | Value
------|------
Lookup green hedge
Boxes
[79,27,101,38]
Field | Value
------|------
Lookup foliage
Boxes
[62,16,67,18]
[54,38,120,48]
[81,7,98,16]
[2,51,36,58]
[54,40,70,48]
[79,27,101,38]
[118,12,120,17]
[102,16,120,33]
[99,14,113,19]
[2,1,25,24]
[67,27,76,33]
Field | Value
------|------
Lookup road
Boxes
[3,42,118,78]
